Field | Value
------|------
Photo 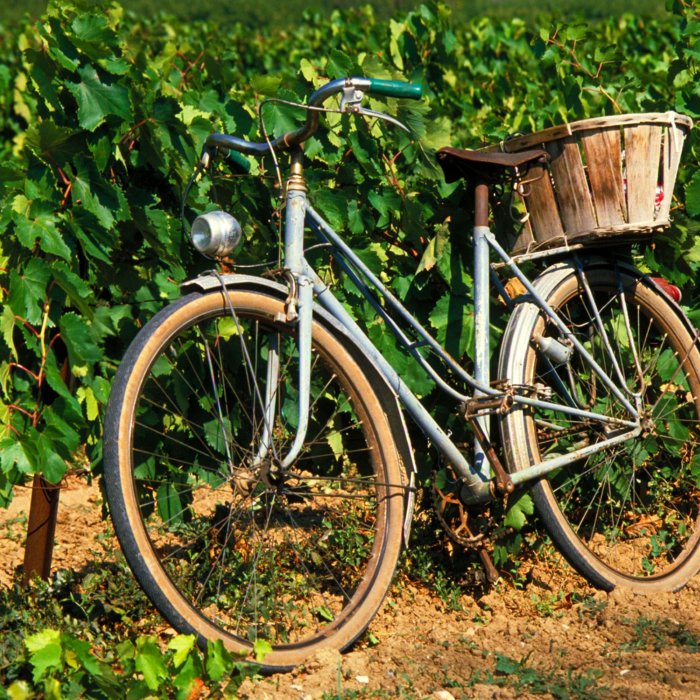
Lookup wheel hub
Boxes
[641,413,656,436]
[232,458,286,494]
[230,466,258,496]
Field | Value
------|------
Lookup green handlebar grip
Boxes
[229,150,251,174]
[367,78,423,100]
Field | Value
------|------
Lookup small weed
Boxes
[395,672,418,699]
[0,553,261,697]
[366,630,380,646]
[2,512,27,542]
[574,594,608,620]
[467,650,606,699]
[531,590,566,618]
[620,615,700,653]
[472,602,491,626]
[3,628,259,698]
[441,673,462,688]
[323,659,360,700]
[560,667,607,698]
[322,691,364,700]
[433,570,467,612]
[457,637,480,652]
[669,625,700,653]
[0,574,259,694]
[400,513,479,612]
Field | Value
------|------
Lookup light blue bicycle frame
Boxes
[260,180,641,504]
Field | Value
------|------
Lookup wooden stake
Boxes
[23,475,60,583]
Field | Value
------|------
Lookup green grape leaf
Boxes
[43,402,81,458]
[66,65,131,131]
[428,292,473,361]
[504,492,534,530]
[327,49,357,79]
[72,156,128,230]
[135,637,168,691]
[314,189,347,231]
[250,75,282,95]
[43,351,74,402]
[51,261,95,320]
[685,170,700,217]
[326,429,344,461]
[25,121,80,164]
[8,259,51,326]
[25,629,63,683]
[205,640,233,682]
[15,215,72,261]
[167,635,197,668]
[1,305,17,359]
[35,433,68,484]
[156,483,185,525]
[71,13,116,47]
[253,638,272,663]
[0,439,32,476]
[59,312,102,371]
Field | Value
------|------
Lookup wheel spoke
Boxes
[105,291,404,661]
[503,268,700,587]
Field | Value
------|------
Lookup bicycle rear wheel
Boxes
[103,287,406,670]
[499,263,700,591]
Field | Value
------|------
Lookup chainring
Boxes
[431,465,496,549]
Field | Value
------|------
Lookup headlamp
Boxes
[190,211,242,258]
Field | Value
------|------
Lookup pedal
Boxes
[462,393,514,418]
[478,548,500,585]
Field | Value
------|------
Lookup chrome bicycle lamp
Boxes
[190,210,242,258]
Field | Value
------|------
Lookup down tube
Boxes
[309,270,492,503]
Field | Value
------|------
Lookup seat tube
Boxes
[473,182,490,478]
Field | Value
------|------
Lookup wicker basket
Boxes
[494,112,693,256]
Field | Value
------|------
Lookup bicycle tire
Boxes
[499,262,700,592]
[103,288,406,670]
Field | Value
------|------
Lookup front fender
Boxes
[182,272,418,544]
[182,272,289,297]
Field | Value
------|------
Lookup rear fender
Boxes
[586,258,698,342]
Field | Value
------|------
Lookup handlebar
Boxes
[204,76,423,162]
[364,78,423,100]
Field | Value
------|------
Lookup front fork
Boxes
[254,154,314,469]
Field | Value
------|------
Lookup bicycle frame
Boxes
[220,167,643,505]
[106,74,700,665]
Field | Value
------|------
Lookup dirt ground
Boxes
[2,475,700,699]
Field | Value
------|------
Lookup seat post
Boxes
[474,181,489,228]
[473,181,490,478]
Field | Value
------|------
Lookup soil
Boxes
[2,475,700,699]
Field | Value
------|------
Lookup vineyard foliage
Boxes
[0,0,698,506]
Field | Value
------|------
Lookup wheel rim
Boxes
[525,277,700,581]
[124,299,394,648]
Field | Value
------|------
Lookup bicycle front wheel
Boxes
[103,287,406,670]
[499,263,700,592]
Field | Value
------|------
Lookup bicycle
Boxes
[103,76,700,670]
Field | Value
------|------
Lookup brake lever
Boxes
[339,84,411,134]
[354,106,411,133]
[340,84,365,111]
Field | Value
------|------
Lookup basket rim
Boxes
[497,111,693,153]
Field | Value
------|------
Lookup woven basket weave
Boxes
[494,112,693,255]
